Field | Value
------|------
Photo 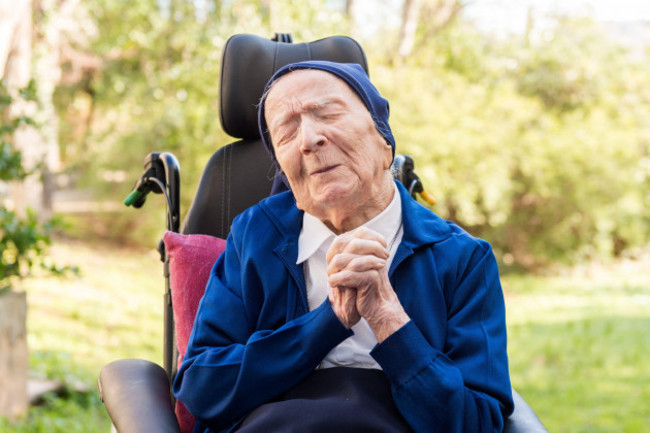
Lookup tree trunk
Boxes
[0,0,31,79]
[31,0,63,220]
[404,0,465,60]
[344,0,357,38]
[397,0,422,60]
[1,0,61,221]
[0,292,29,420]
[1,0,42,218]
[345,0,355,15]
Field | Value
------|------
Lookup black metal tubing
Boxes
[156,152,181,233]
[154,152,181,385]
[125,151,180,386]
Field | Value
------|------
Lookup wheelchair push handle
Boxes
[124,152,181,233]
[392,154,436,206]
[123,151,181,385]
[124,175,151,208]
[124,189,142,207]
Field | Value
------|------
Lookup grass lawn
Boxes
[504,257,650,432]
[0,239,163,433]
[1,238,649,432]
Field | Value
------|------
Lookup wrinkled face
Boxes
[264,70,393,218]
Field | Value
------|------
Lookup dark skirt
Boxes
[236,367,413,433]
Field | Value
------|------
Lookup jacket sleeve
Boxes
[172,229,352,432]
[370,241,514,433]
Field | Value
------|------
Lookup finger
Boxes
[327,237,388,264]
[327,253,386,275]
[340,286,357,310]
[349,226,388,246]
[329,285,357,307]
[328,286,359,328]
[328,268,383,290]
[329,286,345,313]
[326,227,388,262]
[342,238,390,259]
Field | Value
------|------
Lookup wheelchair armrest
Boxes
[504,388,548,433]
[97,363,545,433]
[98,359,181,433]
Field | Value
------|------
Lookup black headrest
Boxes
[219,34,368,140]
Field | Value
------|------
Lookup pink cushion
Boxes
[163,231,227,433]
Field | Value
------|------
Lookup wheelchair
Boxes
[97,33,548,433]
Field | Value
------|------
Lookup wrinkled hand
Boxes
[326,227,386,329]
[327,227,409,342]
[328,285,360,330]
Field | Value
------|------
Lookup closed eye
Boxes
[316,109,344,121]
[273,123,299,146]
[313,100,346,120]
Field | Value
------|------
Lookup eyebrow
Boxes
[308,97,346,109]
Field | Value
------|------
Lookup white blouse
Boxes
[296,183,403,370]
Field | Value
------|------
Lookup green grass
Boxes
[0,239,164,432]
[1,239,649,432]
[503,258,650,432]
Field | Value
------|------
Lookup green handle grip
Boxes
[124,190,142,207]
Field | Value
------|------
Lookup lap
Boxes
[236,368,413,433]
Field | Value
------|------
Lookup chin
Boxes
[311,183,359,207]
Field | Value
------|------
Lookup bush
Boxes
[0,83,73,290]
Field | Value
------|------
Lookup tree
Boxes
[30,0,650,268]
[51,0,352,244]
[1,0,40,216]
[376,15,650,269]
[397,0,465,61]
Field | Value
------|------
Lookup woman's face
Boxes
[264,69,393,224]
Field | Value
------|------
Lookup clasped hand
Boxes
[327,227,409,342]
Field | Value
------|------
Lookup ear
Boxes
[382,142,393,170]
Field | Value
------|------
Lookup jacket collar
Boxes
[396,180,451,249]
[259,190,303,244]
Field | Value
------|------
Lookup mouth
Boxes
[311,164,340,175]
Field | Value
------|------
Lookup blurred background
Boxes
[1,0,649,431]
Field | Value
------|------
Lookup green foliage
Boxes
[1,84,38,289]
[54,0,352,245]
[377,15,650,269]
[0,84,29,181]
[0,83,75,290]
[49,3,650,268]
[0,141,25,181]
[0,209,51,291]
[513,18,624,113]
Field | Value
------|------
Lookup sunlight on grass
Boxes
[1,239,648,432]
[1,239,164,432]
[503,256,650,432]
[25,240,164,374]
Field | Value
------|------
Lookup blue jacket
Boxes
[173,181,514,432]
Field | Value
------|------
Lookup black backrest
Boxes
[181,34,368,238]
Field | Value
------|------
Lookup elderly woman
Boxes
[173,61,514,433]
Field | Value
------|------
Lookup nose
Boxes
[299,117,326,154]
